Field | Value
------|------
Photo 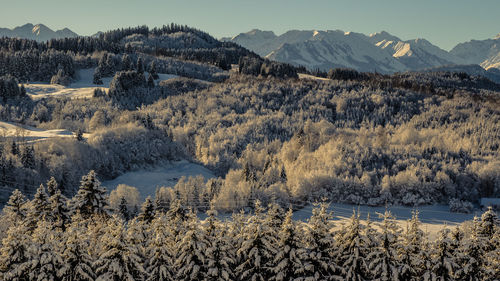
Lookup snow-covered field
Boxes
[298,73,331,81]
[24,68,177,100]
[0,121,89,142]
[102,160,215,200]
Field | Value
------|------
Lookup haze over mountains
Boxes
[0,23,78,42]
[225,29,500,74]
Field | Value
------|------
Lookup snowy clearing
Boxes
[0,121,89,142]
[102,160,215,200]
[298,73,331,81]
[24,68,178,100]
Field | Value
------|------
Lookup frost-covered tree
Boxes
[26,220,63,281]
[118,196,130,221]
[93,68,103,85]
[430,228,457,281]
[137,196,155,223]
[148,61,159,79]
[137,57,144,74]
[236,200,275,281]
[3,189,27,223]
[25,184,51,232]
[94,215,144,281]
[71,170,109,219]
[335,211,370,281]
[48,189,70,231]
[145,214,174,281]
[0,223,31,281]
[121,54,132,71]
[204,208,235,281]
[398,211,429,281]
[455,218,489,281]
[46,177,59,197]
[174,209,207,281]
[59,215,95,281]
[269,208,310,281]
[303,202,339,280]
[368,211,401,281]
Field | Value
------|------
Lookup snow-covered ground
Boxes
[24,68,178,100]
[0,121,89,142]
[102,160,215,200]
[298,73,330,81]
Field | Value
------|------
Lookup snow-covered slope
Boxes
[0,23,78,41]
[227,29,468,73]
[0,121,89,142]
[450,35,500,70]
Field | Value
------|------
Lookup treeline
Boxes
[0,175,499,280]
[0,75,26,102]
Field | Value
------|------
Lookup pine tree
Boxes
[71,170,109,219]
[398,211,428,281]
[303,202,339,280]
[20,145,35,169]
[119,196,130,221]
[46,176,58,197]
[59,215,95,281]
[479,206,499,239]
[49,189,70,231]
[0,223,31,281]
[174,209,207,281]
[204,208,235,281]
[368,211,401,281]
[26,220,63,281]
[147,73,155,88]
[148,61,159,79]
[137,196,155,223]
[25,184,51,232]
[10,141,18,156]
[145,214,175,281]
[335,210,370,281]
[121,54,132,71]
[431,228,458,281]
[3,189,27,223]
[136,57,144,74]
[269,208,310,281]
[93,68,103,85]
[94,215,145,281]
[455,218,489,281]
[236,200,275,281]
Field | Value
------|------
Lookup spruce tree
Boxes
[269,208,310,281]
[174,209,207,281]
[398,211,428,281]
[94,215,144,281]
[431,228,458,281]
[25,184,51,232]
[46,176,58,197]
[59,215,95,281]
[26,220,63,281]
[49,189,70,231]
[137,196,155,223]
[455,218,489,281]
[145,214,175,281]
[118,196,130,221]
[136,57,144,74]
[148,61,159,79]
[204,207,235,281]
[3,189,27,223]
[0,223,31,281]
[71,170,109,219]
[367,211,401,281]
[335,210,370,281]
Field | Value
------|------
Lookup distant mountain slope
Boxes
[0,23,78,41]
[450,36,500,70]
[419,64,500,84]
[226,29,498,73]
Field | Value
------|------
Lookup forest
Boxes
[0,175,499,280]
[0,24,499,213]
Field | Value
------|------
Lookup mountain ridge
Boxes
[0,23,79,41]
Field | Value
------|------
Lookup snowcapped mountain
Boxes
[226,29,493,73]
[450,36,500,70]
[0,23,78,41]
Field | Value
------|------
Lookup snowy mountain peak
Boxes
[0,23,78,41]
[369,31,401,44]
[32,24,51,36]
[495,33,500,40]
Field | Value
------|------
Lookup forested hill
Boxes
[0,24,498,214]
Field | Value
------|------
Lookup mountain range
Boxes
[224,29,500,74]
[0,23,78,42]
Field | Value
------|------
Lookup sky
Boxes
[0,0,499,50]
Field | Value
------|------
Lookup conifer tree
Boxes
[398,211,428,281]
[147,73,155,88]
[148,61,159,79]
[137,196,155,223]
[455,218,489,281]
[49,189,70,231]
[46,176,58,197]
[71,170,109,219]
[368,211,401,281]
[121,54,132,71]
[145,214,174,281]
[119,196,130,221]
[236,200,275,281]
[3,189,27,223]
[59,215,95,281]
[26,220,63,281]
[93,68,103,85]
[25,184,51,232]
[0,223,31,281]
[431,228,458,281]
[204,207,235,281]
[303,202,339,280]
[174,209,207,281]
[335,210,370,281]
[270,208,310,281]
[137,57,144,74]
[94,215,144,281]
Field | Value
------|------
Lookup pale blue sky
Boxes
[0,0,499,50]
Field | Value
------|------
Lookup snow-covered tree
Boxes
[137,57,144,74]
[368,211,401,281]
[145,214,175,281]
[430,228,457,281]
[71,170,109,219]
[48,189,70,231]
[0,223,31,281]
[137,196,155,223]
[59,215,95,281]
[174,209,207,281]
[46,177,59,197]
[269,208,310,281]
[335,210,370,281]
[25,184,51,232]
[118,196,130,221]
[398,211,430,281]
[303,202,339,280]
[204,208,235,281]
[94,215,144,281]
[26,220,63,281]
[236,200,275,281]
[3,189,27,223]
